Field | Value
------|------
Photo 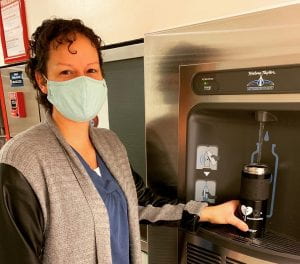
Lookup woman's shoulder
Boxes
[0,122,51,163]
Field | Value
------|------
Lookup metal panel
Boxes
[144,3,300,264]
[0,64,41,137]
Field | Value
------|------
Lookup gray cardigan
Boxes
[0,113,206,263]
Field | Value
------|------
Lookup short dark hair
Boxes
[25,18,103,111]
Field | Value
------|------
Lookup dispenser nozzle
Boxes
[255,111,278,123]
[255,111,278,164]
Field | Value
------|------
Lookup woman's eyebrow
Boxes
[87,62,100,66]
[54,62,99,67]
[56,63,74,67]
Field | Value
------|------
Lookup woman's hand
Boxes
[199,200,249,232]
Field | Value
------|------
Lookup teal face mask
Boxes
[46,76,107,122]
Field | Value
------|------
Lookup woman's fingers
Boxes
[199,200,249,232]
[228,215,249,232]
[226,200,249,232]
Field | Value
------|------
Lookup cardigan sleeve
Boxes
[131,167,208,229]
[0,163,44,264]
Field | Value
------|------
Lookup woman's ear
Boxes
[35,71,48,94]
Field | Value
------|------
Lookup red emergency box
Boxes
[8,91,26,118]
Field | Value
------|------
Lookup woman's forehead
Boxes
[48,33,98,62]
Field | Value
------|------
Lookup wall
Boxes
[0,0,298,66]
[103,58,146,178]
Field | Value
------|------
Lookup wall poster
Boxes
[0,0,29,64]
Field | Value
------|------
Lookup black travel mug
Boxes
[238,163,271,238]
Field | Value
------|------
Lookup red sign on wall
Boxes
[0,0,29,64]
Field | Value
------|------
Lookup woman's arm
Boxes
[131,167,248,232]
[0,163,44,263]
[131,166,207,229]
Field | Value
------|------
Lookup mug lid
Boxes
[243,163,270,175]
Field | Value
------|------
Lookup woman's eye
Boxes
[60,70,73,75]
[87,68,98,74]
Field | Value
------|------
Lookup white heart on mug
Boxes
[241,205,253,216]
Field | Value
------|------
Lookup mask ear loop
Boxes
[41,74,48,83]
[41,74,49,94]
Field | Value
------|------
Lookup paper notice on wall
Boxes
[2,1,25,57]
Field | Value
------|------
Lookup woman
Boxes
[0,19,248,264]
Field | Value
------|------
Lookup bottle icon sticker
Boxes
[195,180,216,203]
[250,130,279,218]
[196,145,218,170]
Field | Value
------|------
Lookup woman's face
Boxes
[46,33,103,83]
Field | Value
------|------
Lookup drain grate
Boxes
[187,243,222,264]
[199,224,300,257]
[225,256,246,264]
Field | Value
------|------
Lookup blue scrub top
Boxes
[74,149,130,264]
